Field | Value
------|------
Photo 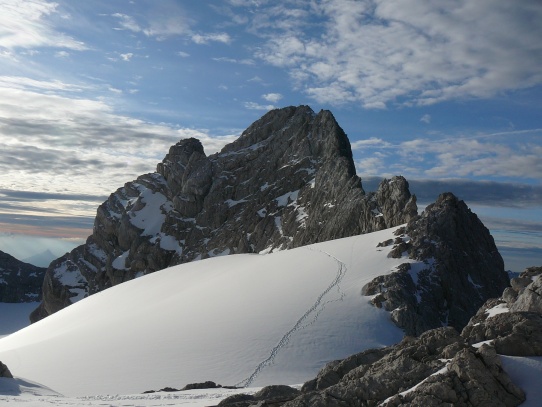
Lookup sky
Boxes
[0,0,540,271]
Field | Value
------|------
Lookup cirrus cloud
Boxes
[0,0,85,51]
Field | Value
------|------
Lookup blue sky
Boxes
[0,0,540,271]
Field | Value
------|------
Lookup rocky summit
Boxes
[0,250,45,303]
[363,192,509,336]
[31,105,417,321]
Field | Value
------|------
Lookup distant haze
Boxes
[0,234,84,266]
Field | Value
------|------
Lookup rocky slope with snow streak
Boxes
[31,105,417,321]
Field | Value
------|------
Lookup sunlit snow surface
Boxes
[0,227,541,405]
[0,227,408,397]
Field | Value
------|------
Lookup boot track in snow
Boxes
[235,248,347,388]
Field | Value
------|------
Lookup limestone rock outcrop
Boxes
[0,250,45,303]
[362,192,509,336]
[380,345,525,407]
[32,106,417,321]
[462,266,542,356]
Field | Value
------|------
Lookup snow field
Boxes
[0,225,540,406]
[0,227,408,396]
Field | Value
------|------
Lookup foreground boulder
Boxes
[32,106,417,321]
[381,345,525,407]
[219,385,300,406]
[0,250,45,303]
[462,266,542,356]
[362,193,509,335]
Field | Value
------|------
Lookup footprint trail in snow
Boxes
[236,248,347,388]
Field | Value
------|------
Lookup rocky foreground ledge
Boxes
[214,266,542,406]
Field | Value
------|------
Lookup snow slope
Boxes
[501,356,542,407]
[0,227,412,397]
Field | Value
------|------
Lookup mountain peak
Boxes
[31,106,417,321]
[226,105,316,149]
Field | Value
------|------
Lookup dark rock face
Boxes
[0,361,13,378]
[363,192,509,336]
[181,381,221,391]
[0,250,45,303]
[302,347,390,392]
[218,384,300,406]
[32,106,417,321]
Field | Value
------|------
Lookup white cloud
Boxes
[0,76,85,92]
[143,20,189,39]
[120,53,134,62]
[0,0,85,51]
[351,138,392,150]
[112,4,190,40]
[192,33,232,45]
[244,101,275,111]
[111,7,232,45]
[246,0,542,108]
[55,51,70,59]
[262,93,282,103]
[213,56,254,65]
[355,157,386,175]
[420,114,431,124]
[112,13,141,33]
[177,51,190,58]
